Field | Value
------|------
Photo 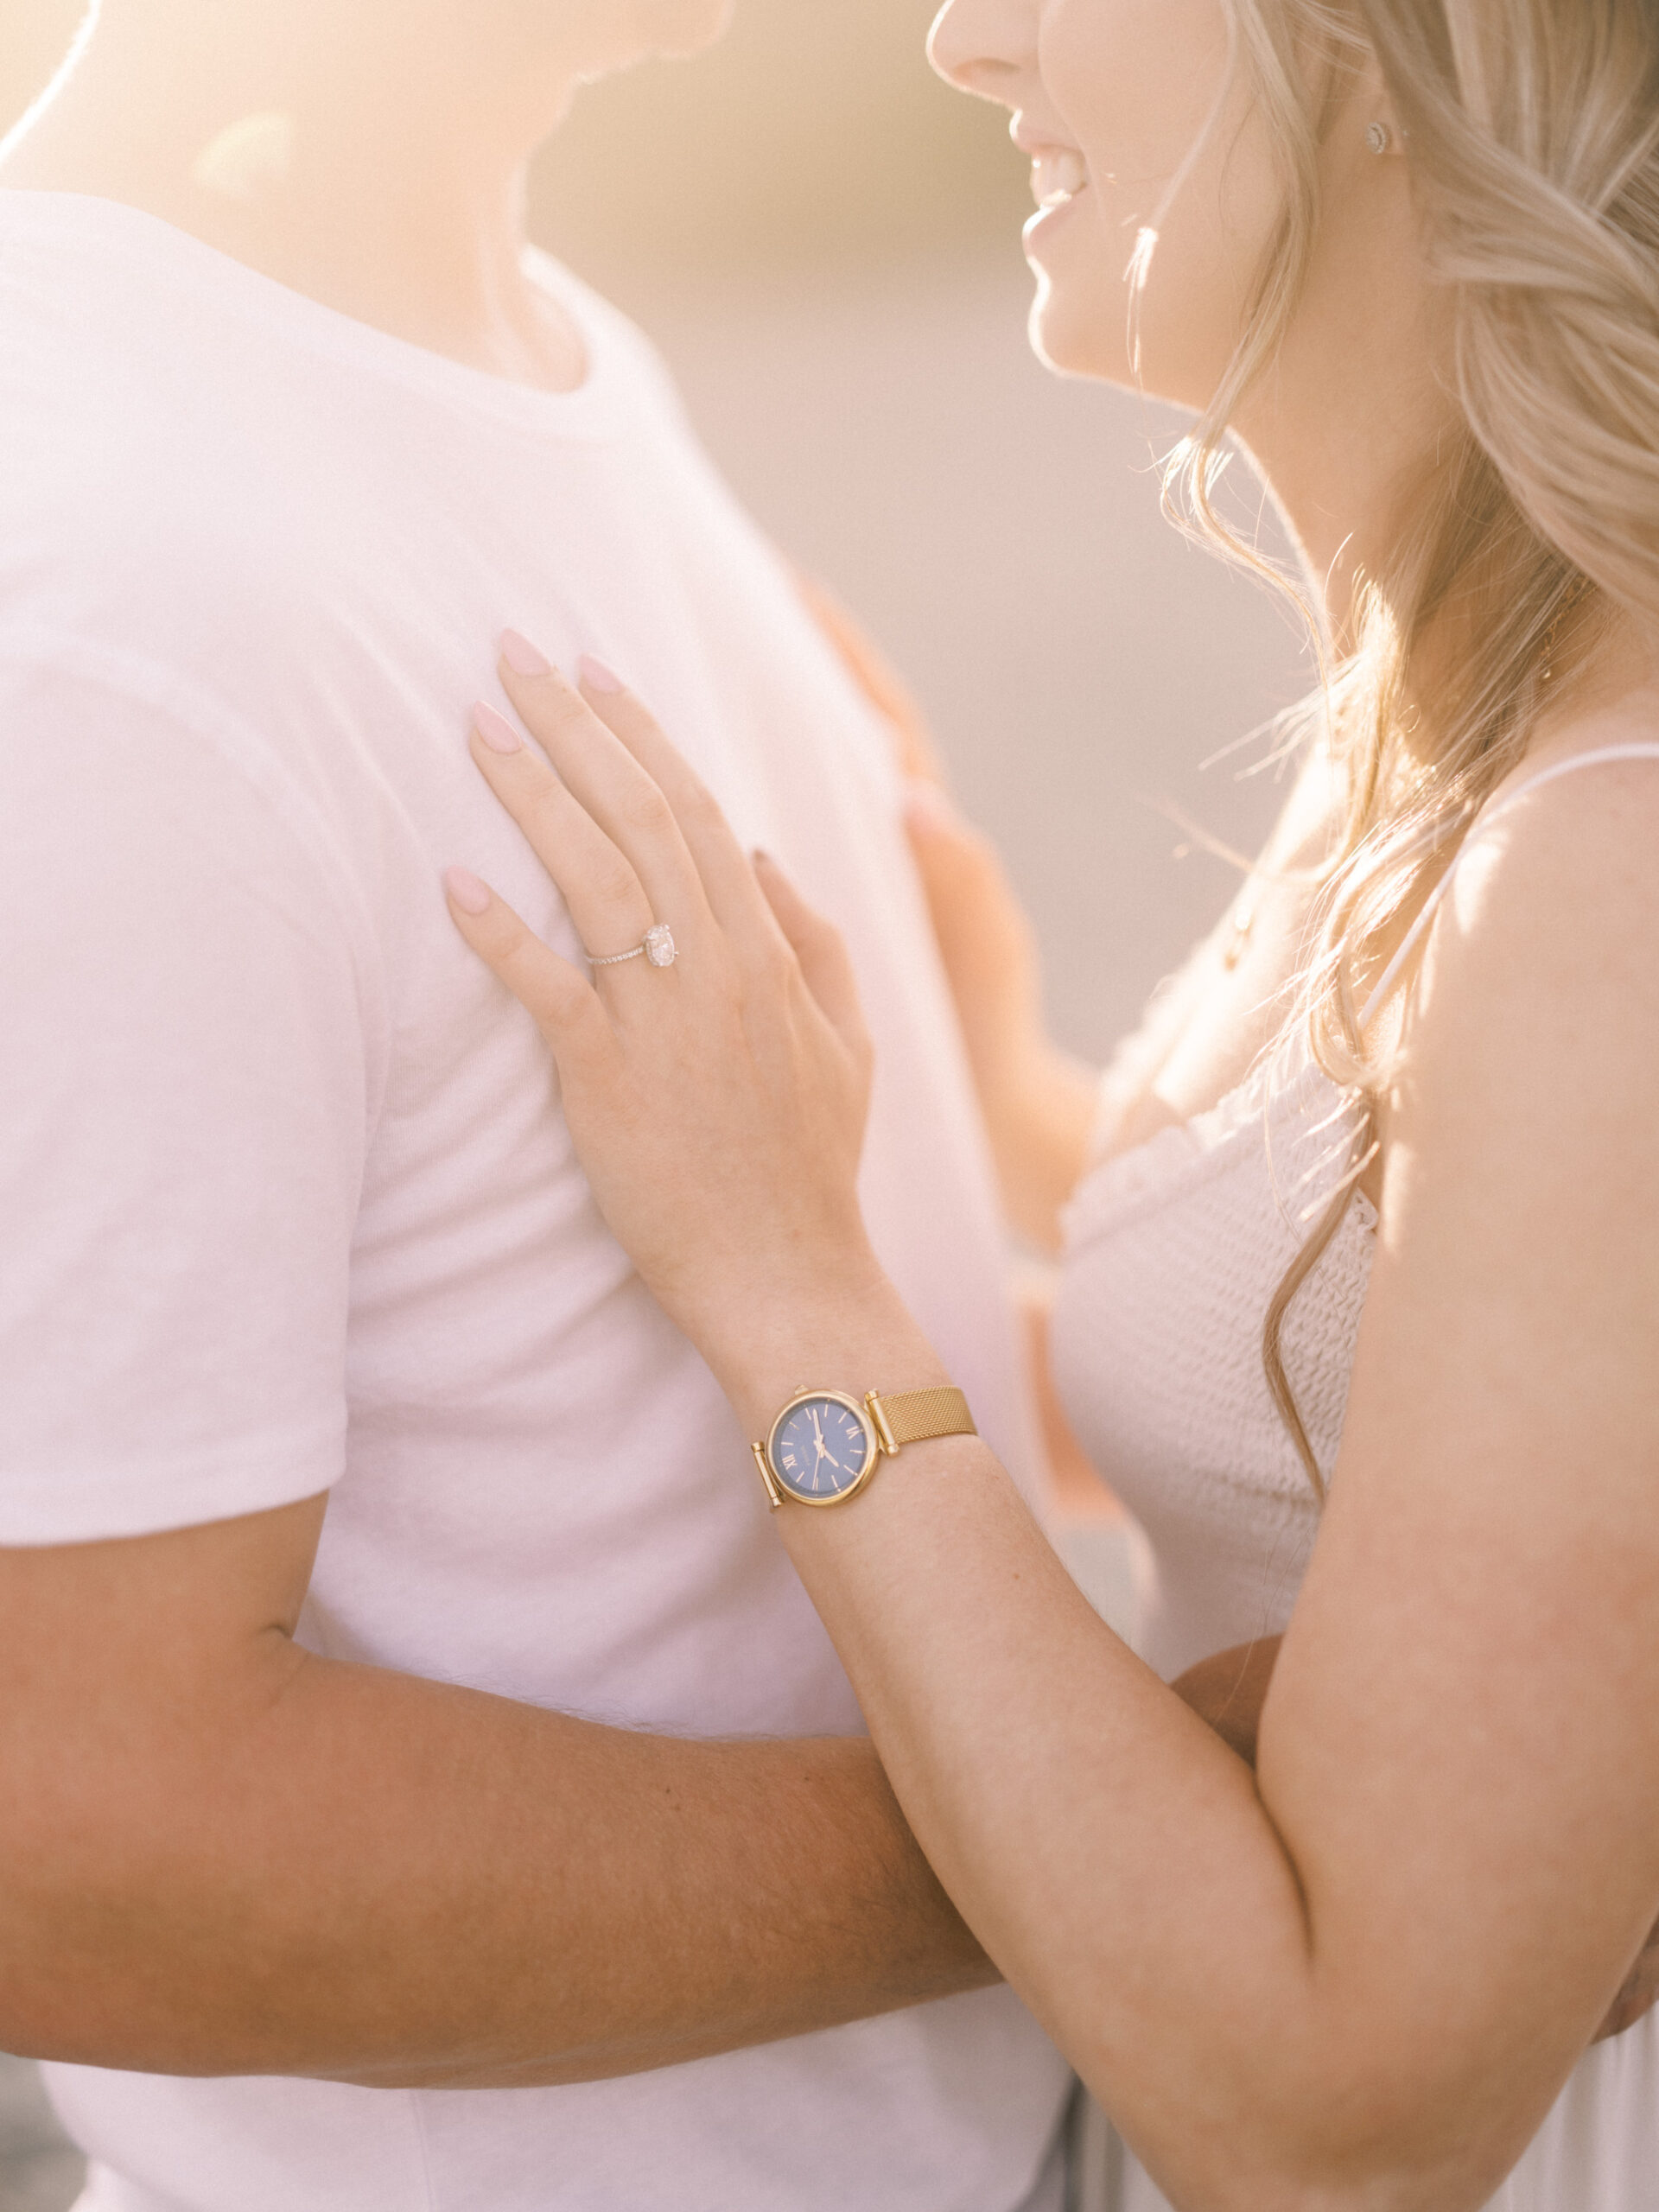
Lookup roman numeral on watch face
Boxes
[772,1395,874,1503]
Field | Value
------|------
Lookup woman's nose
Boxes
[927,0,1033,101]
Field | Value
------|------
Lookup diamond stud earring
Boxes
[1366,121,1393,155]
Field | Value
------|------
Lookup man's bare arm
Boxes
[0,1497,993,2088]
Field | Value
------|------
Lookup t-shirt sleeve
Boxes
[0,664,373,1542]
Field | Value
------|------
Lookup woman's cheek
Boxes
[1031,0,1233,387]
[1034,0,1286,409]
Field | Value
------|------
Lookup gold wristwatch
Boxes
[752,1386,977,1510]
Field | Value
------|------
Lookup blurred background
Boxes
[0,5,1309,2201]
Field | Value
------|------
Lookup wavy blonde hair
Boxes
[1172,0,1659,1495]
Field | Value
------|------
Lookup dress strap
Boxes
[1357,743,1659,1033]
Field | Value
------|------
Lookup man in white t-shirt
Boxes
[0,3,1074,2209]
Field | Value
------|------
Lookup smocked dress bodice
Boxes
[1052,1039,1374,1682]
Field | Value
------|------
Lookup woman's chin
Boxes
[639,0,734,60]
[1022,200,1130,385]
[1025,266,1128,385]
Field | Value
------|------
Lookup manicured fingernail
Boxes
[444,866,492,916]
[500,628,552,677]
[578,654,626,695]
[903,780,950,833]
[474,702,523,755]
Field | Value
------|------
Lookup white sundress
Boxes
[1051,746,1659,2211]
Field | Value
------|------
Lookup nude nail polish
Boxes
[903,779,956,835]
[474,702,523,755]
[578,654,626,695]
[444,866,492,916]
[500,628,552,677]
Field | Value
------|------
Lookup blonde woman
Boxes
[442,0,1659,2204]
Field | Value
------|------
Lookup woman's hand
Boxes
[798,581,1096,1251]
[795,575,948,787]
[902,783,1096,1249]
[443,645,896,1400]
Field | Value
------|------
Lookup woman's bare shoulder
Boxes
[1500,677,1659,794]
[1471,683,1659,923]
[1400,683,1659,1113]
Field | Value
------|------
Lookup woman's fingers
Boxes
[442,868,612,1070]
[495,637,712,943]
[753,852,868,1055]
[903,775,1040,1009]
[467,704,660,977]
[475,641,849,1049]
[795,574,946,786]
[574,657,777,945]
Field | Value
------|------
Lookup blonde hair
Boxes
[1171,0,1659,1495]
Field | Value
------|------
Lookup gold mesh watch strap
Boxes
[864,1386,977,1456]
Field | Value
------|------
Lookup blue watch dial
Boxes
[769,1395,876,1505]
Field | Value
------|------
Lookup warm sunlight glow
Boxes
[192,112,296,202]
[0,0,100,169]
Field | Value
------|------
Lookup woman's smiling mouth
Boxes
[1013,120,1090,211]
[1032,147,1088,207]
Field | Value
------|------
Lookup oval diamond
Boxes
[644,923,677,969]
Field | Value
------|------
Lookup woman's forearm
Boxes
[786,1481,1332,2206]
[712,1294,1518,2212]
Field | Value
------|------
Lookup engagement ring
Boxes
[587,924,677,970]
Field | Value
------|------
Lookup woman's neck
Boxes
[1236,394,1457,666]
[0,1,588,391]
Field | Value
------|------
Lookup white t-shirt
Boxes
[0,193,1070,2212]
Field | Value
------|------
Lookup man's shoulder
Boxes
[3,249,313,623]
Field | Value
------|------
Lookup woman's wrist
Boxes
[696,1270,946,1445]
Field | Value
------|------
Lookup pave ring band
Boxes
[587,923,678,970]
